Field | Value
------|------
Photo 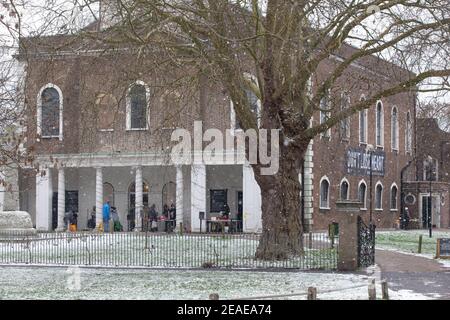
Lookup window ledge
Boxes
[319,207,331,211]
[376,145,384,150]
[126,128,149,132]
[99,129,114,132]
[360,208,368,211]
[40,135,61,139]
[390,209,398,212]
[375,208,383,212]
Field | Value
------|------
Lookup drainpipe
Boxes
[301,161,306,232]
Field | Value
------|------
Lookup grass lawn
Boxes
[376,230,450,256]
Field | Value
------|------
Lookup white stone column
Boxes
[190,164,206,232]
[56,168,65,231]
[175,165,184,231]
[243,164,262,233]
[95,167,103,230]
[36,168,53,231]
[135,166,143,231]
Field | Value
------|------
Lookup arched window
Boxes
[340,178,349,200]
[358,180,367,209]
[391,106,399,150]
[320,177,330,209]
[406,112,412,154]
[37,84,63,140]
[126,81,149,130]
[320,91,331,139]
[162,181,176,209]
[103,182,115,206]
[390,184,398,210]
[423,157,438,181]
[376,101,384,147]
[375,182,383,210]
[340,93,351,141]
[359,95,368,145]
[231,74,261,131]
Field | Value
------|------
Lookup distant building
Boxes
[403,118,450,229]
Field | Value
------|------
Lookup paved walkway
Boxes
[375,249,450,299]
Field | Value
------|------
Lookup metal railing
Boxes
[0,231,338,270]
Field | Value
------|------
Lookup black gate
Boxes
[357,216,376,268]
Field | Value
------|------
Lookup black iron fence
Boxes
[0,231,338,270]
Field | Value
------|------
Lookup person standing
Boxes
[169,203,176,230]
[102,200,111,232]
[149,204,158,232]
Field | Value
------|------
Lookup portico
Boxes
[28,152,262,233]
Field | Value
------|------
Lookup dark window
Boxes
[376,184,383,209]
[391,186,398,210]
[359,183,367,208]
[340,181,349,200]
[129,84,147,129]
[391,107,399,150]
[376,102,383,146]
[424,158,438,181]
[320,179,330,208]
[41,87,60,137]
[210,189,228,213]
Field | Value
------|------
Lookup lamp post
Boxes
[367,144,375,224]
[427,155,433,238]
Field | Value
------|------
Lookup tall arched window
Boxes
[126,81,149,130]
[423,157,438,181]
[390,184,398,210]
[376,101,384,147]
[391,106,399,150]
[358,180,367,209]
[37,84,63,140]
[340,178,349,200]
[359,96,368,145]
[406,112,412,154]
[375,182,383,210]
[103,182,115,206]
[320,177,330,209]
[231,74,261,131]
[340,93,351,141]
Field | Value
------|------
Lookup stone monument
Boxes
[0,211,37,238]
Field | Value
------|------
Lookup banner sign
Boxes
[345,147,385,176]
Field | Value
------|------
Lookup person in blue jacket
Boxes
[102,200,111,232]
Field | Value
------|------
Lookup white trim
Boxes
[391,106,399,151]
[339,177,350,200]
[319,176,331,210]
[126,80,150,131]
[390,183,398,211]
[358,179,368,210]
[37,83,63,141]
[375,100,384,149]
[375,181,383,210]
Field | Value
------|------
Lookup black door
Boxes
[237,191,243,232]
[422,196,431,229]
[51,191,79,230]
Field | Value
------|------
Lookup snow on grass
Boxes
[0,266,434,300]
[376,230,450,267]
[0,233,337,270]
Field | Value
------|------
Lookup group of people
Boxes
[87,201,176,232]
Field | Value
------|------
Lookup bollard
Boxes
[368,279,376,300]
[209,293,219,300]
[418,235,423,254]
[307,287,317,300]
[381,280,389,300]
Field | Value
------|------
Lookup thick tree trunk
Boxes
[254,144,308,260]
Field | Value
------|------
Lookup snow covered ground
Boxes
[0,266,436,300]
[376,230,450,268]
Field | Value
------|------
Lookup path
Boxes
[375,249,450,299]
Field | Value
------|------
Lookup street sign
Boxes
[436,238,450,259]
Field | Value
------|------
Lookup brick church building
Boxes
[11,2,428,233]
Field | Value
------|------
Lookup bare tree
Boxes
[17,0,450,259]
